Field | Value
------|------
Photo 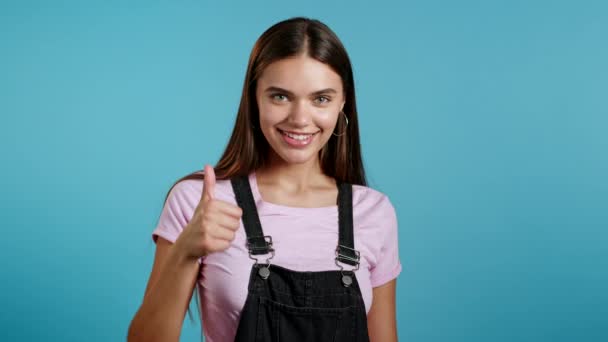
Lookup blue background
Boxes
[1,0,606,341]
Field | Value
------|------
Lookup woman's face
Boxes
[255,55,345,167]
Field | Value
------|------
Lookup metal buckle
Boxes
[335,244,360,271]
[247,235,275,266]
[247,235,273,252]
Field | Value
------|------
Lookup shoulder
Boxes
[351,185,400,262]
[351,184,396,218]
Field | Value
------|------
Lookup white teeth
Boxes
[282,131,313,141]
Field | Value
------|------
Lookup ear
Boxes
[340,100,345,112]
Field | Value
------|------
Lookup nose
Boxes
[287,100,311,127]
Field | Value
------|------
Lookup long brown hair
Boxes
[165,17,366,203]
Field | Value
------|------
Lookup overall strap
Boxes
[230,176,273,255]
[336,182,360,268]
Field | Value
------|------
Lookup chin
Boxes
[271,147,319,166]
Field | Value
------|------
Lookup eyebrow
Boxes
[263,86,338,96]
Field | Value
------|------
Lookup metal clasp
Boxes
[334,244,360,271]
[247,235,275,268]
[335,244,360,287]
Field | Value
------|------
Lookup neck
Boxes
[256,153,331,192]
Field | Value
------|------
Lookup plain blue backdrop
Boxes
[1,0,606,341]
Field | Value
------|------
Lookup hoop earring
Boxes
[332,111,349,137]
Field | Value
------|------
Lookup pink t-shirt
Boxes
[152,172,402,342]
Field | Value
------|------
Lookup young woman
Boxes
[128,17,401,342]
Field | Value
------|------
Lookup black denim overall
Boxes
[231,176,370,342]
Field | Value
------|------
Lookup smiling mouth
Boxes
[278,129,320,141]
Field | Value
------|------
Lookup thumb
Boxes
[202,165,216,202]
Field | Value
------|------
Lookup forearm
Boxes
[128,248,200,342]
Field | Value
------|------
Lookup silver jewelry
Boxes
[332,111,349,137]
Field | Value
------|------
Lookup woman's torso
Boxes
[153,172,400,342]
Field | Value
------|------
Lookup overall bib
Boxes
[231,176,370,342]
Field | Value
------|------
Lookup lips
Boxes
[277,129,319,147]
[278,129,320,138]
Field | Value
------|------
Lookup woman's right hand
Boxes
[174,165,243,260]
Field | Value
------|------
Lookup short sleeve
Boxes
[152,180,198,244]
[369,196,402,287]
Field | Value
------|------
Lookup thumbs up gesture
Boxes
[174,165,243,260]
